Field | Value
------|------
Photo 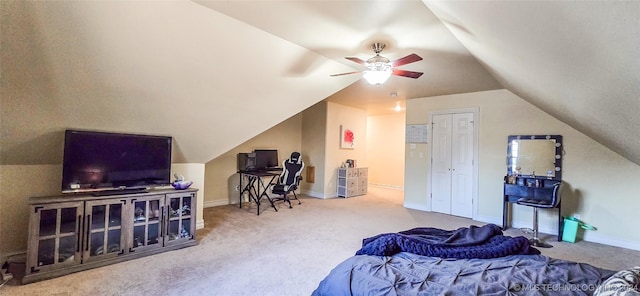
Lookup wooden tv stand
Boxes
[23,188,198,284]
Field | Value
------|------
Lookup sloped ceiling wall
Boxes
[0,1,357,164]
[195,0,503,115]
[425,1,640,165]
[2,1,639,166]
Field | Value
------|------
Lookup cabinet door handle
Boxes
[76,215,82,252]
[160,206,165,237]
[85,215,91,251]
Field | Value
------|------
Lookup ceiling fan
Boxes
[331,42,423,85]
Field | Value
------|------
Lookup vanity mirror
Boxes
[507,135,563,180]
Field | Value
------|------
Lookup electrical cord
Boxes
[0,278,9,289]
[0,269,13,288]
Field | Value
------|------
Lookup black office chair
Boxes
[271,152,305,208]
[516,182,563,248]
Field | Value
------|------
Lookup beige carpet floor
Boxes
[3,186,639,295]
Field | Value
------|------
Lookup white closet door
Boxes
[450,113,474,217]
[430,112,475,218]
[431,114,452,214]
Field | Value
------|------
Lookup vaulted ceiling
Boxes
[1,1,639,165]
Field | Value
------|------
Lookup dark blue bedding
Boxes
[314,225,614,295]
[355,224,539,258]
[312,253,614,296]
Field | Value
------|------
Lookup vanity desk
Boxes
[502,135,564,243]
[503,175,563,241]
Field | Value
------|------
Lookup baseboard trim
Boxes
[203,199,231,208]
[196,219,205,230]
[403,201,430,212]
[474,215,640,251]
[1,251,27,266]
[581,231,640,251]
[302,189,330,199]
[475,215,560,236]
[473,215,503,227]
[368,183,404,190]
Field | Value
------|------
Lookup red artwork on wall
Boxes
[341,125,355,149]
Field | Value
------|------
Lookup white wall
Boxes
[366,112,406,188]
[171,163,205,229]
[405,89,640,250]
[0,165,60,259]
[325,102,368,197]
[204,115,302,206]
[301,103,328,197]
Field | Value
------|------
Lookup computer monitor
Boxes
[254,149,279,170]
[237,152,256,172]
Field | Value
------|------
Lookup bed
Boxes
[312,224,636,296]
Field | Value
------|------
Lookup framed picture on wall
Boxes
[340,125,355,149]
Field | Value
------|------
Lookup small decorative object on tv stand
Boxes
[172,173,193,190]
[23,188,198,284]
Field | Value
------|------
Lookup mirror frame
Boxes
[507,135,563,180]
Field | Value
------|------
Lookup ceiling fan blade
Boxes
[330,71,361,77]
[391,53,422,67]
[392,69,423,79]
[345,57,366,65]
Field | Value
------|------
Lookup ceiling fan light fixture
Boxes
[363,63,392,85]
[363,68,391,85]
[331,42,423,83]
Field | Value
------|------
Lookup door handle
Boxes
[76,215,82,252]
[85,214,91,251]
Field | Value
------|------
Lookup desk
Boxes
[239,170,281,215]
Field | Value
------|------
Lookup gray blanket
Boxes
[313,253,614,296]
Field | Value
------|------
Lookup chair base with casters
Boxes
[272,183,301,209]
[516,198,558,248]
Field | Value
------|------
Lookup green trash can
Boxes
[562,217,580,243]
[562,216,596,243]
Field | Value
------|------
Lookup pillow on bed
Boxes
[594,266,640,296]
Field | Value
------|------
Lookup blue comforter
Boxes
[312,253,614,296]
[355,224,540,258]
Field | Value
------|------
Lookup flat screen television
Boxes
[254,149,279,170]
[61,129,172,194]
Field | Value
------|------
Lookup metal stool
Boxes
[517,198,557,248]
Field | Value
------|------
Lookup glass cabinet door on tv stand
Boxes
[83,199,126,263]
[131,195,165,252]
[165,192,196,245]
[27,201,84,274]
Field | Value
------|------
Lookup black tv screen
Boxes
[254,149,279,170]
[62,130,172,194]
